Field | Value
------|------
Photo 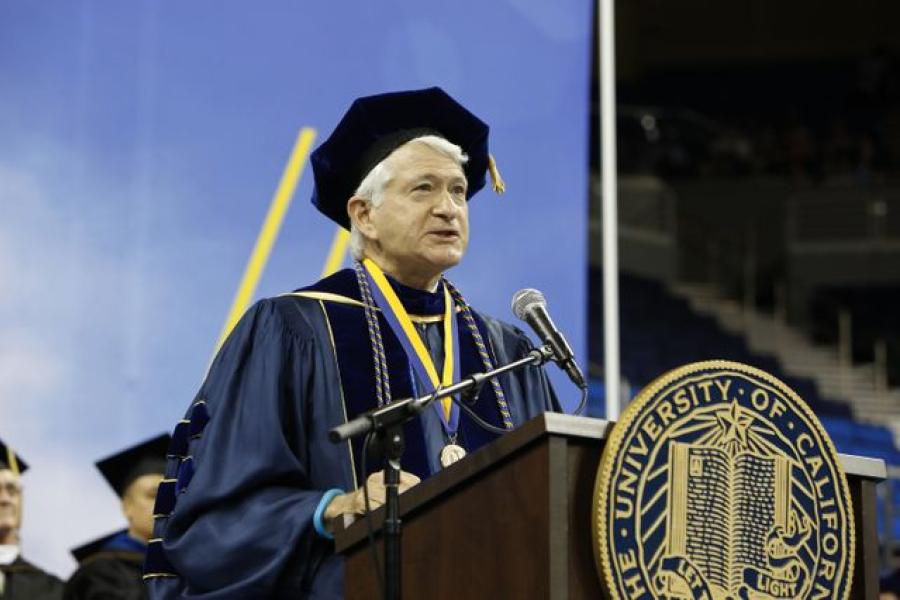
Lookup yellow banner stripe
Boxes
[215,127,317,352]
[321,228,350,278]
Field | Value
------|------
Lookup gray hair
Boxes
[348,135,469,260]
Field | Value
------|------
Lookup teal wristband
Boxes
[313,488,344,539]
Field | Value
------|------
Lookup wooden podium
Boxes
[334,413,886,599]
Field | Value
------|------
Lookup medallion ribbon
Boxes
[361,258,460,435]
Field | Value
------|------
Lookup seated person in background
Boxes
[65,434,169,600]
[145,87,560,599]
[882,568,900,600]
[0,440,63,600]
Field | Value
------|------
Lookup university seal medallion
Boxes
[593,361,854,600]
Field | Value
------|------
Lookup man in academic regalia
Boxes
[145,87,561,599]
[0,441,64,600]
[65,434,169,600]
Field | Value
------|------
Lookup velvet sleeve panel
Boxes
[146,299,343,599]
[478,314,563,418]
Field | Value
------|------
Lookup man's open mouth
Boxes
[429,230,459,239]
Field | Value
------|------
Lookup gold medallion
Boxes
[439,444,467,468]
[592,360,854,600]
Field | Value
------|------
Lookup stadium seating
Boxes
[811,285,900,386]
[587,269,900,542]
[587,269,850,416]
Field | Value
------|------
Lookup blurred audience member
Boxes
[64,434,169,600]
[823,118,856,176]
[0,441,63,599]
[882,567,900,599]
[784,109,816,184]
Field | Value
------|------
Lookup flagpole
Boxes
[599,0,621,419]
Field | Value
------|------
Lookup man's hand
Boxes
[323,470,420,530]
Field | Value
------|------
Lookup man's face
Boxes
[365,141,469,281]
[122,473,163,543]
[0,469,22,541]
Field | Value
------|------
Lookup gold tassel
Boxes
[6,447,18,476]
[487,154,506,194]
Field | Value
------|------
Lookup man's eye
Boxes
[414,183,432,192]
[452,186,467,195]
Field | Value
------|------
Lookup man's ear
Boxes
[347,196,377,240]
[121,495,134,526]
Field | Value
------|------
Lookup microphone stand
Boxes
[329,345,555,600]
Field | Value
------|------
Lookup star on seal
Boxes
[716,401,753,453]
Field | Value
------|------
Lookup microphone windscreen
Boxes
[511,288,546,320]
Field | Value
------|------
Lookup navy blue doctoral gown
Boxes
[145,269,560,599]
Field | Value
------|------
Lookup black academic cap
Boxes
[70,530,123,564]
[0,439,27,475]
[310,87,503,230]
[96,433,170,498]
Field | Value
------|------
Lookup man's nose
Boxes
[0,486,18,503]
[432,191,460,218]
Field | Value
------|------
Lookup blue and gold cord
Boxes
[442,278,515,431]
[354,261,392,407]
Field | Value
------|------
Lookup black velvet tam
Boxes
[310,87,491,229]
[0,439,27,474]
[96,433,170,498]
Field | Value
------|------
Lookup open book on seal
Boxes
[664,441,791,596]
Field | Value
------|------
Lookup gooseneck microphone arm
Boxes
[329,345,554,443]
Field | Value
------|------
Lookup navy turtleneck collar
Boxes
[384,273,446,316]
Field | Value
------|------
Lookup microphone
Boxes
[511,289,587,389]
